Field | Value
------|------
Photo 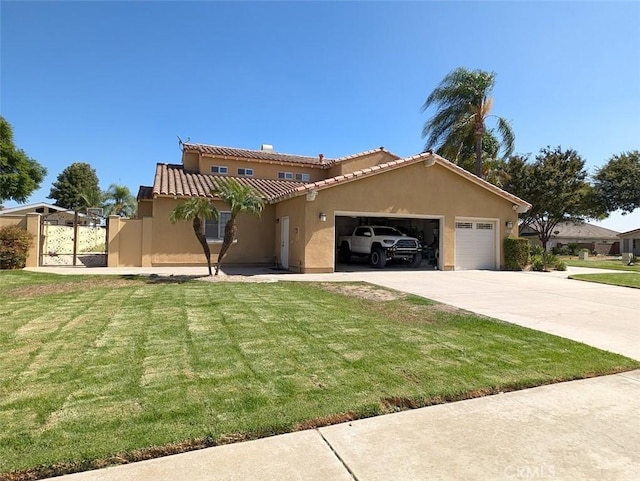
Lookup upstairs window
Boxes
[237,168,254,177]
[295,173,310,182]
[278,172,294,180]
[211,166,228,174]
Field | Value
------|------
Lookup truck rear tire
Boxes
[370,246,387,269]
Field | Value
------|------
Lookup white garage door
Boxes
[455,221,496,270]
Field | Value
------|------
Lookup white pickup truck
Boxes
[338,226,422,268]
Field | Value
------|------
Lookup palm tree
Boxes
[212,178,264,276]
[421,67,515,178]
[103,183,136,217]
[169,198,218,276]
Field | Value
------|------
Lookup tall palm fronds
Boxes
[422,68,515,179]
[169,198,219,276]
[212,178,264,276]
[103,183,137,217]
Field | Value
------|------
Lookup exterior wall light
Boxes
[505,221,514,229]
[319,212,327,222]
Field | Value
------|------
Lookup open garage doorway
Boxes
[334,212,442,272]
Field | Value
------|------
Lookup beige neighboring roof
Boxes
[618,227,640,238]
[522,222,620,239]
[0,202,68,215]
[152,164,301,200]
[269,151,532,211]
[181,143,398,168]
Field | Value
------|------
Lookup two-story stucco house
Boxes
[107,143,530,272]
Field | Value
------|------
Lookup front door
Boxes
[280,216,289,269]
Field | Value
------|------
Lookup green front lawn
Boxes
[570,272,640,289]
[1,271,638,479]
[563,258,640,272]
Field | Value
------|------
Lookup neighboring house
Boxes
[519,222,620,255]
[0,202,91,226]
[107,143,531,272]
[618,228,640,256]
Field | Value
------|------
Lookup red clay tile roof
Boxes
[182,143,328,166]
[182,143,398,167]
[151,153,531,210]
[152,164,301,200]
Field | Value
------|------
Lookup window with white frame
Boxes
[295,173,310,182]
[237,168,254,177]
[204,211,232,240]
[211,166,228,174]
[278,171,293,180]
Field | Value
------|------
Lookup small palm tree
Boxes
[103,183,136,217]
[169,198,218,276]
[422,67,514,178]
[212,178,264,276]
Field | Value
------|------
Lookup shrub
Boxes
[567,243,579,256]
[504,237,530,270]
[530,249,560,272]
[555,260,567,271]
[0,225,34,269]
[531,256,545,271]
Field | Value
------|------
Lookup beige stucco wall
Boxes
[137,199,153,218]
[301,161,518,272]
[148,197,275,266]
[326,151,398,178]
[0,215,27,230]
[197,156,324,182]
[274,196,307,272]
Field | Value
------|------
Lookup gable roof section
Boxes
[182,143,399,168]
[521,222,620,239]
[0,202,67,215]
[618,227,640,238]
[152,153,531,209]
[152,164,302,200]
[269,151,532,210]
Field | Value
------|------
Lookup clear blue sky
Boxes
[2,1,639,230]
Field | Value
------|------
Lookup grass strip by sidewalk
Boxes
[1,270,638,479]
[569,272,640,289]
[563,259,640,272]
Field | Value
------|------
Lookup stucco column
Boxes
[107,215,121,267]
[25,213,41,267]
[141,217,153,267]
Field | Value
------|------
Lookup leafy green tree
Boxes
[103,183,137,217]
[422,67,515,178]
[213,178,264,276]
[593,150,640,214]
[48,162,101,210]
[0,116,47,203]
[503,146,605,250]
[169,198,218,276]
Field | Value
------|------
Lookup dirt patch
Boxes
[317,283,404,301]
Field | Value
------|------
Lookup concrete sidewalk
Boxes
[55,370,640,481]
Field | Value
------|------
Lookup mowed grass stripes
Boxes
[1,271,637,478]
